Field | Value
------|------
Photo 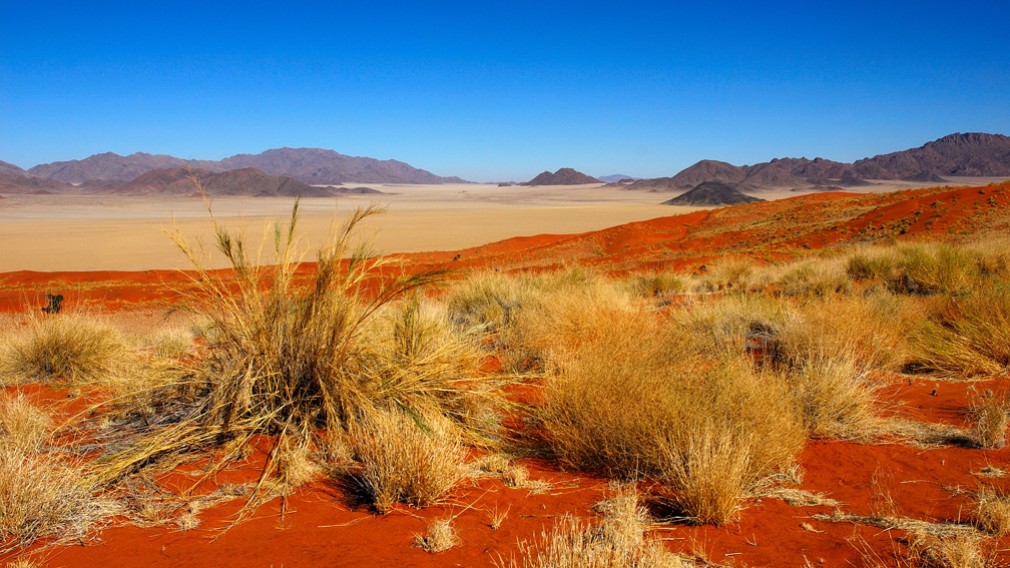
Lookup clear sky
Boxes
[2,1,1008,181]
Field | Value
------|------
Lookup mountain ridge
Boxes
[25,148,466,185]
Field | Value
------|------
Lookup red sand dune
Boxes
[4,182,1010,566]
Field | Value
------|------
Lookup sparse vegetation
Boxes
[0,446,117,553]
[497,488,691,568]
[9,186,1010,563]
[0,313,127,384]
[413,517,460,553]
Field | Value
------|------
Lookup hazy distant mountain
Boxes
[628,133,1010,191]
[662,181,763,206]
[29,152,215,184]
[90,167,341,197]
[218,148,467,184]
[597,174,637,183]
[522,168,600,185]
[26,148,467,184]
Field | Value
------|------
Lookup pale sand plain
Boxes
[0,184,684,271]
[0,178,1004,272]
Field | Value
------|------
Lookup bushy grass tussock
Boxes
[0,313,127,384]
[912,282,1010,377]
[350,408,467,513]
[0,446,117,553]
[92,201,494,513]
[0,394,54,452]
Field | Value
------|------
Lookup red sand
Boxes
[5,182,1010,566]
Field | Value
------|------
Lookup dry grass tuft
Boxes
[413,517,460,553]
[498,488,690,568]
[532,286,803,524]
[0,394,54,452]
[350,409,467,513]
[972,486,1010,537]
[0,313,127,384]
[913,282,1010,377]
[488,502,510,530]
[908,530,997,568]
[0,446,117,553]
[660,425,752,525]
[970,392,1009,449]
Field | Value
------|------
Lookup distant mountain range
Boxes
[2,133,1009,196]
[619,132,1010,191]
[21,147,466,185]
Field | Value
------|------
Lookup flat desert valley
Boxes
[0,178,993,272]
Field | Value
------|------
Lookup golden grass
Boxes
[90,200,498,515]
[527,285,803,523]
[0,446,117,553]
[908,531,997,568]
[0,313,127,384]
[0,394,54,452]
[969,392,1009,449]
[349,409,467,513]
[497,488,690,568]
[413,517,460,553]
[972,486,1010,537]
[913,282,1010,377]
[659,424,752,525]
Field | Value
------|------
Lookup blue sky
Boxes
[2,1,1008,181]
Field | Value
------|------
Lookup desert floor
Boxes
[3,178,1004,272]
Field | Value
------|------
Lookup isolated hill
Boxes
[92,167,340,197]
[668,160,749,188]
[27,148,466,184]
[662,181,764,206]
[522,168,600,185]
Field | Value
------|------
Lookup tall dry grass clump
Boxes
[912,281,1010,377]
[0,313,127,384]
[0,447,116,553]
[498,488,690,568]
[95,200,492,508]
[350,409,467,513]
[659,424,753,525]
[0,397,116,552]
[532,287,803,524]
[0,394,53,452]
